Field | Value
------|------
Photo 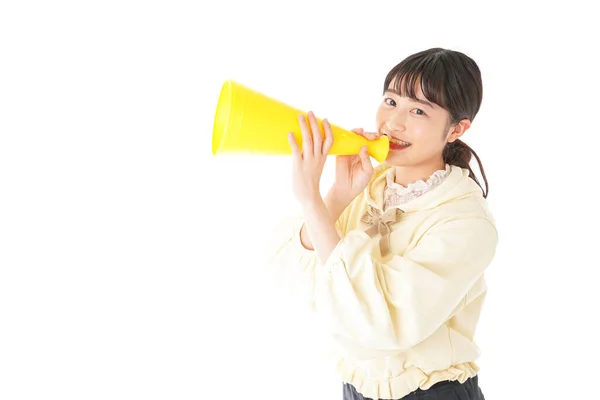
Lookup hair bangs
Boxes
[383,49,449,110]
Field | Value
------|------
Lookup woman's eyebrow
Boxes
[385,89,435,109]
[412,98,435,109]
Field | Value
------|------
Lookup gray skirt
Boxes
[342,375,485,400]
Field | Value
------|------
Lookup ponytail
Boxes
[443,139,489,198]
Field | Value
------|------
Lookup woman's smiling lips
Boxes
[382,132,412,150]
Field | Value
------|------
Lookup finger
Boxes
[359,146,374,171]
[307,111,322,154]
[298,114,313,157]
[362,131,381,140]
[288,132,302,160]
[351,128,379,140]
[322,118,334,155]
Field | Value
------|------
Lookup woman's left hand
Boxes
[288,111,334,206]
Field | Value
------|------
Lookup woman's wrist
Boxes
[325,186,353,220]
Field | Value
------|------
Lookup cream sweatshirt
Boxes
[267,163,498,400]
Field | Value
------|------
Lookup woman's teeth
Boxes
[390,138,411,146]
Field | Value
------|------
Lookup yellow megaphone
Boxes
[211,80,389,162]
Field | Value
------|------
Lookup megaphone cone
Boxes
[211,80,389,162]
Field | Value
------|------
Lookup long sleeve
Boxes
[265,216,320,311]
[314,217,498,361]
[265,201,352,311]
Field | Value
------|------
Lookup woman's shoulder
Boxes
[440,190,494,220]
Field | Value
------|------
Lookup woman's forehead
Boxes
[388,78,426,97]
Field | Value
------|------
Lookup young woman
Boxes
[268,48,496,400]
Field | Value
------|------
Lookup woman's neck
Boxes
[393,159,446,187]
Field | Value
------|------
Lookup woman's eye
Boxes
[412,108,426,116]
[384,98,396,106]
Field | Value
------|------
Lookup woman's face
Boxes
[376,82,464,167]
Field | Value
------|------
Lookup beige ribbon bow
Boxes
[361,206,403,256]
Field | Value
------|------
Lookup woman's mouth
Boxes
[388,136,412,150]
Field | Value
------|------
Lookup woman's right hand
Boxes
[330,128,380,203]
[301,128,381,250]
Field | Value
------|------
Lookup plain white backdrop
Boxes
[1,1,599,399]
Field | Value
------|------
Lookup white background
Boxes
[1,1,598,399]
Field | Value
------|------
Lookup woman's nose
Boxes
[385,112,406,132]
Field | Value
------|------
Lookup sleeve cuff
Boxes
[290,218,317,254]
[322,230,373,274]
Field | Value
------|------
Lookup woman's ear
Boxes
[447,119,471,143]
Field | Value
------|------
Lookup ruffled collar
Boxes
[384,164,451,209]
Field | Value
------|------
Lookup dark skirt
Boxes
[343,375,484,400]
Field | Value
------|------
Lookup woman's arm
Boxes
[314,217,498,361]
[299,186,352,251]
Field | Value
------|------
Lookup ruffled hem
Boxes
[335,355,479,400]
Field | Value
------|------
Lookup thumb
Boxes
[351,128,364,134]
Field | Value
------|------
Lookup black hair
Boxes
[384,48,488,198]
